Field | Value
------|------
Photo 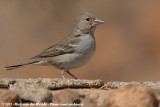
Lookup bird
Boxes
[5,12,104,79]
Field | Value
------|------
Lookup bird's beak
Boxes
[92,18,104,26]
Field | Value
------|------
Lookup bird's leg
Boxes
[61,70,65,78]
[66,70,78,79]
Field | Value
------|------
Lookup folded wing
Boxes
[31,44,75,59]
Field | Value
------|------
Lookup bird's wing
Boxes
[31,43,75,59]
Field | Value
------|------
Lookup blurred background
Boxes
[0,0,160,81]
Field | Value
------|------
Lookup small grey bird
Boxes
[5,12,104,79]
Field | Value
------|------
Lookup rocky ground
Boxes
[0,78,160,107]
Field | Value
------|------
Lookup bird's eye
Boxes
[86,18,90,21]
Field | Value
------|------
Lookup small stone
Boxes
[103,85,159,107]
[9,84,52,103]
[0,79,16,88]
[104,81,160,89]
[0,89,20,107]
[52,88,112,107]
[52,89,95,107]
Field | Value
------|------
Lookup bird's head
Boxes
[73,12,104,34]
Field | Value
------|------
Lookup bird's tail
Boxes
[5,60,40,70]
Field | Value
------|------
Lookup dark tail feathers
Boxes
[5,60,39,70]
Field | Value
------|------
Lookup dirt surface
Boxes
[0,78,160,107]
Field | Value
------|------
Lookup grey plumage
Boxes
[5,12,104,79]
[32,44,75,58]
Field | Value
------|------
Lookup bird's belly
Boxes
[67,48,95,69]
[51,47,95,70]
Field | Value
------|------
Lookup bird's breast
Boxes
[77,34,96,55]
[70,34,96,68]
